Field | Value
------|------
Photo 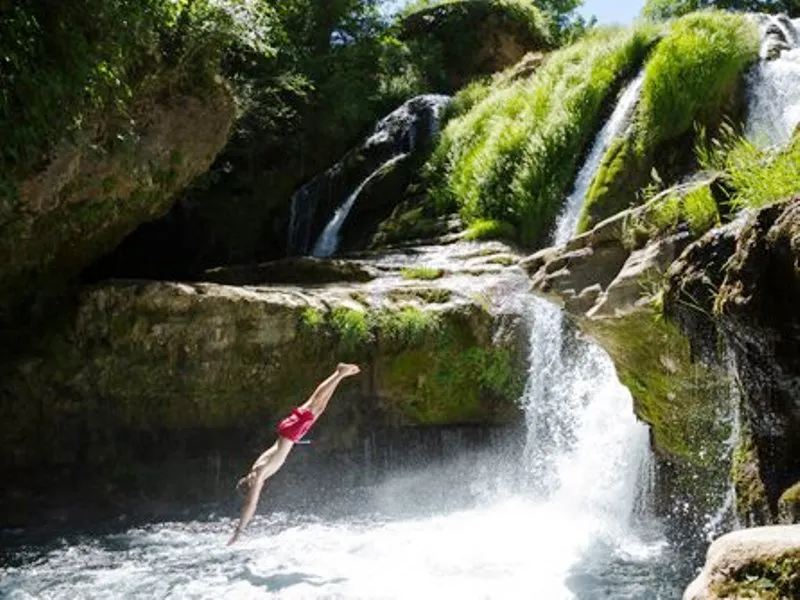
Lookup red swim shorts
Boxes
[277,407,316,442]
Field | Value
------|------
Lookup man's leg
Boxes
[299,363,360,418]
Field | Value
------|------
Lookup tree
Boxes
[642,0,800,20]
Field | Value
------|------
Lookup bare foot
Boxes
[337,363,361,377]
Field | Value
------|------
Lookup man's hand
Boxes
[337,363,361,377]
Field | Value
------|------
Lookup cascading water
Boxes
[521,70,658,555]
[286,94,450,257]
[745,15,800,147]
[1,77,689,599]
[311,154,408,258]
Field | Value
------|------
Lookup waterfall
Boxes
[522,71,651,535]
[312,154,408,258]
[287,94,451,257]
[745,15,800,147]
[555,70,646,242]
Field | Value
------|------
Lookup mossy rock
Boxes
[0,76,235,329]
[203,257,379,285]
[732,429,772,527]
[0,279,527,471]
[584,307,731,467]
[778,481,800,524]
[711,550,800,600]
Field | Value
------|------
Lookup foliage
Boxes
[698,125,800,209]
[642,0,800,21]
[622,183,720,249]
[399,0,586,43]
[300,304,442,353]
[638,12,758,147]
[427,25,656,247]
[400,266,445,280]
[0,0,256,197]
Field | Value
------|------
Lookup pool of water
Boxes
[2,483,691,600]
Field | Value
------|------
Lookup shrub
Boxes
[462,219,518,241]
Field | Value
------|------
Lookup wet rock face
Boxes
[667,198,800,524]
[0,80,235,327]
[713,199,800,519]
[683,525,800,600]
[286,95,451,258]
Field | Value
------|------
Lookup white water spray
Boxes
[745,16,800,147]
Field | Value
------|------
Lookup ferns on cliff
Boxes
[427,25,657,247]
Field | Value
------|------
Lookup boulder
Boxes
[683,525,800,600]
[0,241,530,524]
[0,78,235,326]
[203,257,380,285]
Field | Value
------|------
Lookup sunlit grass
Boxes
[698,125,800,210]
[637,11,759,149]
[428,25,657,247]
[578,10,759,231]
[462,219,517,241]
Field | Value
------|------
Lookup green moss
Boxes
[578,11,759,231]
[370,203,447,248]
[428,24,657,246]
[400,266,445,280]
[586,307,730,464]
[383,331,524,424]
[301,307,325,329]
[713,551,800,600]
[462,219,517,242]
[732,429,771,525]
[330,307,372,354]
